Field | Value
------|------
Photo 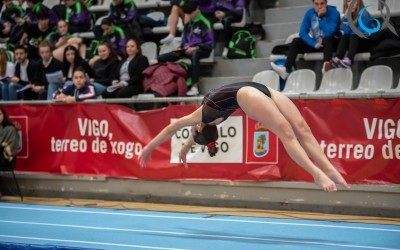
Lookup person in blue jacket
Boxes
[330,0,374,68]
[271,0,341,80]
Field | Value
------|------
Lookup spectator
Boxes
[102,38,149,98]
[37,41,63,100]
[65,0,91,34]
[271,0,340,79]
[214,0,245,58]
[0,107,19,163]
[99,18,128,56]
[0,49,16,100]
[89,41,120,95]
[157,0,214,96]
[1,0,24,45]
[19,9,54,60]
[54,66,96,103]
[24,0,59,26]
[331,0,375,68]
[160,0,215,44]
[8,45,41,101]
[108,0,143,43]
[46,19,86,62]
[61,45,94,86]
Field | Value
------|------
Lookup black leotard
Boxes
[201,82,272,123]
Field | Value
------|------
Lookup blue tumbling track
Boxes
[0,202,399,250]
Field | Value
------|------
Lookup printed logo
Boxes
[348,0,399,38]
[253,126,269,158]
[246,119,278,164]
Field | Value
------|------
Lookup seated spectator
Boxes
[214,0,245,58]
[19,9,54,61]
[108,0,143,43]
[160,0,215,44]
[0,107,19,163]
[102,38,149,98]
[88,18,127,65]
[37,41,63,100]
[65,0,91,34]
[330,0,374,69]
[8,45,41,101]
[46,19,86,62]
[99,18,128,57]
[53,67,96,103]
[0,49,16,100]
[1,0,25,45]
[271,0,340,79]
[157,0,214,96]
[23,0,59,26]
[89,41,120,95]
[61,45,94,86]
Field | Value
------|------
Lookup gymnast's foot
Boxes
[326,169,350,189]
[314,173,337,192]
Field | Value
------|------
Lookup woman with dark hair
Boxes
[61,45,93,86]
[139,82,350,192]
[102,38,149,98]
[89,41,120,95]
[0,107,18,163]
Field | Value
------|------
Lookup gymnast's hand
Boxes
[179,146,190,168]
[139,145,152,168]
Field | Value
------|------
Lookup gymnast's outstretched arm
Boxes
[139,107,202,167]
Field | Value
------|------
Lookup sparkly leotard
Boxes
[201,82,272,123]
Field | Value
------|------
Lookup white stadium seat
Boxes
[283,69,316,93]
[318,68,353,92]
[252,70,280,90]
[354,65,393,92]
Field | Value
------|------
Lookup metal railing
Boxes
[0,91,399,106]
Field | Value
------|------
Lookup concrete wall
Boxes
[1,173,399,218]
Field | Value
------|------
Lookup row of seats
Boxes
[253,65,399,96]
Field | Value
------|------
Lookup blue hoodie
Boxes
[299,5,341,48]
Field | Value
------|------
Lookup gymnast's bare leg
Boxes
[269,89,350,189]
[237,87,337,192]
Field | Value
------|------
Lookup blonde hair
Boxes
[344,0,365,25]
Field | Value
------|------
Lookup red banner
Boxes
[3,99,400,184]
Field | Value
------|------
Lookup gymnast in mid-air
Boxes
[139,82,350,192]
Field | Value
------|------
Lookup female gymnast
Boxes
[139,82,350,192]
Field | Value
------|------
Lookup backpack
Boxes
[227,30,256,59]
